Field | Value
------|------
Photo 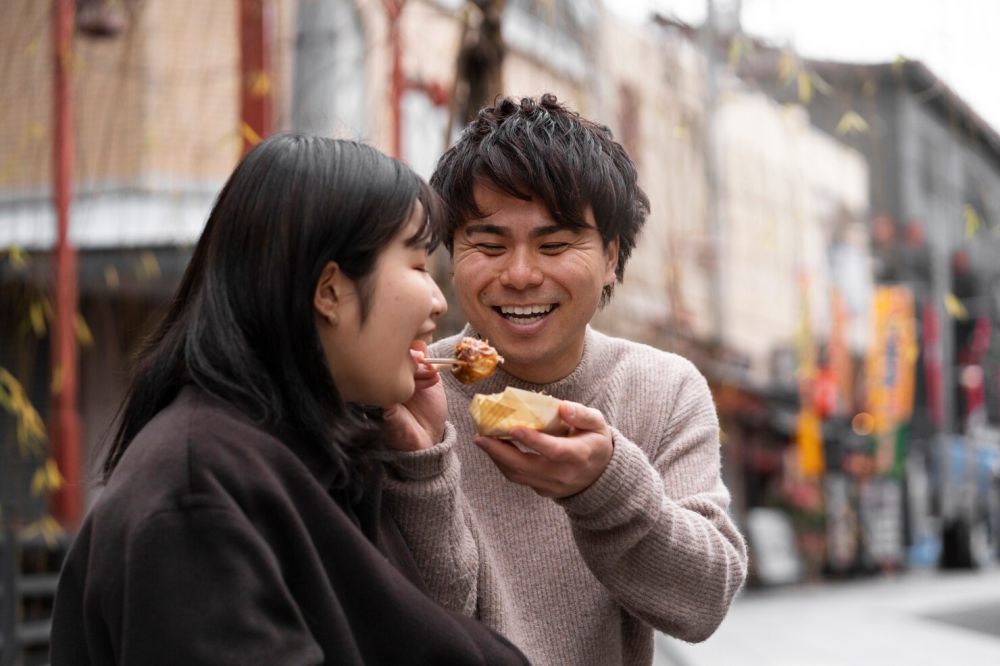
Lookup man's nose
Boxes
[498,250,543,289]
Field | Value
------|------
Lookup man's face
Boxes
[451,183,618,384]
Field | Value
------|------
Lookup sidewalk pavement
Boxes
[655,565,1000,666]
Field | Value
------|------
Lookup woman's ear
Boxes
[314,261,342,326]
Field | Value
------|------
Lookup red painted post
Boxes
[239,0,274,156]
[51,0,82,528]
[383,0,406,159]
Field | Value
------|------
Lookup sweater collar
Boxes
[441,323,607,403]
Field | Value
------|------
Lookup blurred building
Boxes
[1,0,721,521]
[739,52,1000,571]
[2,0,238,527]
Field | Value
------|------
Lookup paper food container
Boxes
[469,387,569,439]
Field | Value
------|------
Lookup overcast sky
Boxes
[610,0,1000,134]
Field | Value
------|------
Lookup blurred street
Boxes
[656,566,1000,665]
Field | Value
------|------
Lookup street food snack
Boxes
[469,387,569,441]
[452,337,504,384]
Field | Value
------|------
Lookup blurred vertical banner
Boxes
[795,275,824,476]
[866,286,918,434]
[866,286,918,474]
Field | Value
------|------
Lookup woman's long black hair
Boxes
[101,134,442,491]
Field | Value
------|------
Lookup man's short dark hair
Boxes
[431,93,650,303]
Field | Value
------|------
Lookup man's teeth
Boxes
[497,304,554,323]
[499,305,553,316]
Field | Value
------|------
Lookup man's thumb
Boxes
[559,400,594,429]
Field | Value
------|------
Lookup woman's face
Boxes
[317,203,447,407]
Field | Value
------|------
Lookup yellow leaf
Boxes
[249,71,271,97]
[28,121,46,142]
[0,367,47,455]
[964,204,982,238]
[2,245,29,269]
[31,466,46,495]
[46,457,65,491]
[75,312,94,348]
[778,52,796,83]
[29,299,46,336]
[29,459,63,496]
[944,292,968,320]
[892,54,908,76]
[810,72,832,96]
[727,37,746,68]
[51,363,65,396]
[20,516,65,549]
[240,121,262,147]
[140,251,161,280]
[835,110,869,135]
[797,70,813,104]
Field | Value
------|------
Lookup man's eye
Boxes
[540,243,569,253]
[476,244,505,254]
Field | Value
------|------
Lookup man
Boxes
[382,94,747,666]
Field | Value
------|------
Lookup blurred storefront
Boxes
[730,42,1000,578]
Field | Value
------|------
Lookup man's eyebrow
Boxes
[463,223,581,238]
[531,224,576,238]
[464,223,509,237]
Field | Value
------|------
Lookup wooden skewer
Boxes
[421,357,466,366]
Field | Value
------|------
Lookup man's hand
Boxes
[473,401,613,498]
[382,343,447,451]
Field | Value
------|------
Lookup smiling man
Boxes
[382,95,748,666]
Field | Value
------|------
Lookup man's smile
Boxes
[493,304,559,324]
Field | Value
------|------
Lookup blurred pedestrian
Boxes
[49,134,529,665]
[381,94,748,666]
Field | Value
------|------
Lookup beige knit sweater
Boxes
[382,327,747,666]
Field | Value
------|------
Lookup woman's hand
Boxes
[382,343,447,451]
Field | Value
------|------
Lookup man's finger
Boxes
[558,401,608,434]
[508,427,569,461]
[476,436,545,473]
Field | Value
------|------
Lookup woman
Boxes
[49,134,529,665]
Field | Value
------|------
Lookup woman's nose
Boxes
[499,251,543,289]
[429,276,448,318]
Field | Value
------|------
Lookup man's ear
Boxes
[603,237,620,286]
[314,261,343,325]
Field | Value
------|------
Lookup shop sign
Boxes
[865,286,918,434]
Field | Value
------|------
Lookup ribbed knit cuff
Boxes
[382,422,456,481]
[557,429,660,526]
